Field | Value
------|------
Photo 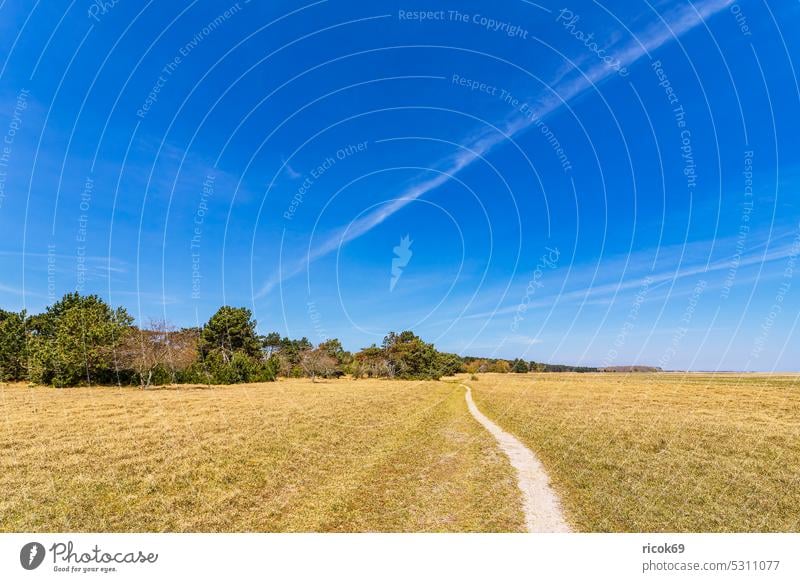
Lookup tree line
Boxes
[460,356,599,374]
[0,293,608,388]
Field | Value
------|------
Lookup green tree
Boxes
[276,336,313,368]
[27,293,133,386]
[528,360,545,372]
[382,331,441,380]
[199,306,261,362]
[319,338,351,367]
[195,307,278,384]
[436,352,464,376]
[353,345,391,378]
[511,358,529,373]
[260,331,282,358]
[0,309,27,381]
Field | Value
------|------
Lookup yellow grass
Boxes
[0,379,524,532]
[5,373,797,532]
[468,373,800,532]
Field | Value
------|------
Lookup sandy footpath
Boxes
[462,383,572,533]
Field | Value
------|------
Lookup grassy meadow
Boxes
[0,378,524,532]
[3,373,798,532]
[468,373,800,532]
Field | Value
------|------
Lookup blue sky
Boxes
[0,0,798,370]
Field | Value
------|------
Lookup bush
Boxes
[174,362,211,385]
[198,352,276,384]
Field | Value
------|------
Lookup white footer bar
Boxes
[1,533,797,581]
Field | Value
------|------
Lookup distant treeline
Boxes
[460,356,601,374]
[0,293,658,388]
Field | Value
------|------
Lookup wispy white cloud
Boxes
[462,233,799,319]
[0,283,25,296]
[257,0,734,297]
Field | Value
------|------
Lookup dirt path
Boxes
[462,383,572,532]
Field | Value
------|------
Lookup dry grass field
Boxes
[468,373,800,532]
[0,378,524,532]
[4,373,798,533]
